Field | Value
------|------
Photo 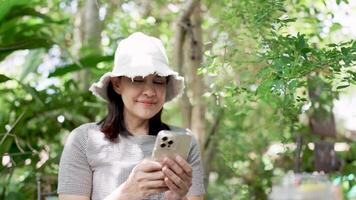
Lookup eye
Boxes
[132,77,144,83]
[153,81,165,85]
[153,77,167,85]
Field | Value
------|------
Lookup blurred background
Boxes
[0,0,355,199]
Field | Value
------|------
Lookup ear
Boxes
[110,77,121,94]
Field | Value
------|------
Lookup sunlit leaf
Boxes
[336,84,350,90]
[0,0,30,23]
[0,74,11,83]
[330,23,342,32]
[48,55,114,77]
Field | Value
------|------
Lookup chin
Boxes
[140,111,160,119]
[144,113,158,119]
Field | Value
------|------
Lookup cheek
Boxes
[121,88,139,99]
[121,97,131,109]
[121,92,136,107]
[158,87,167,100]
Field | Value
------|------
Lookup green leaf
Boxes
[0,136,13,156]
[5,6,65,24]
[0,74,11,83]
[9,78,45,105]
[0,2,58,60]
[330,23,342,32]
[300,47,310,53]
[336,84,350,89]
[0,0,30,23]
[277,18,297,23]
[257,67,272,79]
[341,47,349,56]
[336,0,350,4]
[48,54,114,77]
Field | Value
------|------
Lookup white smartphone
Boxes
[152,130,192,160]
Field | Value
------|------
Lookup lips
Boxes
[137,100,157,105]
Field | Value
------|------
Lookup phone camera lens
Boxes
[162,136,168,141]
[168,140,173,145]
[160,143,166,148]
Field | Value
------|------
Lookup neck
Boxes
[124,112,149,136]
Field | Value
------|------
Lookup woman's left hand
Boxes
[162,155,192,200]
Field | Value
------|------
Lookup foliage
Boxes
[0,0,66,61]
[202,0,355,199]
[0,0,355,199]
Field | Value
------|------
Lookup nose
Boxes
[142,82,156,97]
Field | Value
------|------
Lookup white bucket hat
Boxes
[89,32,185,102]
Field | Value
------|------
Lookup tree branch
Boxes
[179,0,201,22]
[204,109,224,150]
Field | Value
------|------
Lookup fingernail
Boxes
[155,161,162,167]
[176,155,183,161]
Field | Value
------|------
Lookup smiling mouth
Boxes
[137,101,156,105]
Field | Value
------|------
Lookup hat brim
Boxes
[89,70,184,102]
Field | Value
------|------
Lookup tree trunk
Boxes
[307,76,340,172]
[73,0,102,90]
[174,0,216,191]
[202,109,224,190]
[173,0,205,148]
[186,3,206,154]
[173,0,200,129]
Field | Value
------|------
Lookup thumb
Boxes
[139,159,163,172]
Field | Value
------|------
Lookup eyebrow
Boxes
[154,76,166,79]
[131,75,167,80]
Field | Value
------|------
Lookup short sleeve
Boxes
[57,125,92,197]
[186,135,205,196]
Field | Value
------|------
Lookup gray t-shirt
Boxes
[57,122,205,200]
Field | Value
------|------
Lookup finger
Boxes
[138,159,162,172]
[152,157,164,163]
[175,156,193,177]
[142,170,165,181]
[163,157,190,181]
[164,177,180,192]
[162,166,188,191]
[141,180,167,189]
[177,169,191,183]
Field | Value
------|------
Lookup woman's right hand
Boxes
[117,159,169,200]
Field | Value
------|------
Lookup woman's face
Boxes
[111,74,167,121]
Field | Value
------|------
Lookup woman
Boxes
[57,32,205,200]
